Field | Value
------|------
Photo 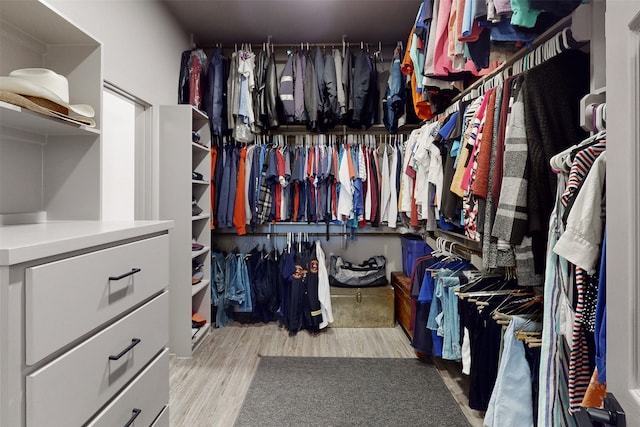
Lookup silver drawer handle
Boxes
[108,338,141,361]
[109,268,141,281]
[124,408,142,427]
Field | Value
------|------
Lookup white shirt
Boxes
[315,240,334,329]
[337,142,354,219]
[553,152,606,274]
[399,130,420,214]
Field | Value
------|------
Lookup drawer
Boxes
[25,234,169,365]
[151,405,169,427]
[26,292,168,427]
[86,349,169,427]
[330,285,394,328]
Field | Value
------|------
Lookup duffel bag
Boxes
[329,255,387,287]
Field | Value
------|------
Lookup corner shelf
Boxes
[191,279,210,297]
[191,322,210,351]
[191,246,210,259]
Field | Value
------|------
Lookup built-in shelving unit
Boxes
[160,105,212,358]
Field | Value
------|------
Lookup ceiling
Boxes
[160,0,421,47]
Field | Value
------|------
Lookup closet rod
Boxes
[212,231,404,237]
[446,11,579,106]
[197,41,400,50]
[267,41,398,48]
[212,232,349,237]
[269,124,418,136]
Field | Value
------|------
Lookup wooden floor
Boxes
[169,323,484,426]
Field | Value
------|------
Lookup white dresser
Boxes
[0,2,174,425]
[0,221,173,427]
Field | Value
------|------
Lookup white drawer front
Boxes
[25,234,169,364]
[86,349,169,427]
[26,292,168,427]
[150,405,169,427]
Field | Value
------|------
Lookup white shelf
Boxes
[191,179,210,185]
[192,142,209,152]
[0,102,101,136]
[191,322,210,351]
[191,214,210,222]
[192,279,210,297]
[191,246,210,259]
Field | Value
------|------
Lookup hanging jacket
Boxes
[188,49,207,109]
[178,50,191,104]
[253,50,267,131]
[264,54,280,129]
[227,52,239,130]
[294,51,307,122]
[280,53,295,123]
[350,50,372,128]
[342,47,353,123]
[333,49,346,116]
[304,52,318,131]
[322,51,338,130]
[204,47,226,136]
[383,47,406,134]
[314,46,325,125]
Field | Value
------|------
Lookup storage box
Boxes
[391,271,414,339]
[329,285,394,328]
[400,234,432,276]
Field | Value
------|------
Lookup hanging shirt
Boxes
[380,144,391,224]
[553,152,606,275]
[399,130,420,214]
[315,240,334,329]
[244,145,254,225]
[387,143,400,228]
[233,146,248,235]
[238,50,256,126]
[337,144,354,219]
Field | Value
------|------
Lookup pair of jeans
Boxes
[427,271,462,360]
[484,316,540,427]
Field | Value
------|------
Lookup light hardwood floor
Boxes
[169,323,484,427]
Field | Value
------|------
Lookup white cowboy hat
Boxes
[0,68,95,119]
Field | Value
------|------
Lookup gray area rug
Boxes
[235,356,470,427]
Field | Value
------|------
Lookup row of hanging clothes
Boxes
[399,29,590,288]
[179,43,422,136]
[405,19,605,426]
[211,234,333,334]
[408,235,544,425]
[401,0,583,121]
[451,117,607,427]
[210,133,410,234]
[541,109,607,425]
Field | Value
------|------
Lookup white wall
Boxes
[46,0,189,105]
[46,0,191,219]
[102,90,136,220]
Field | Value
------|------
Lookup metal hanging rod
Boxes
[196,36,402,51]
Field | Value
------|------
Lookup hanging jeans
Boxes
[427,271,462,361]
[484,316,540,427]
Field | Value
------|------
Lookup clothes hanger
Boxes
[549,129,607,172]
